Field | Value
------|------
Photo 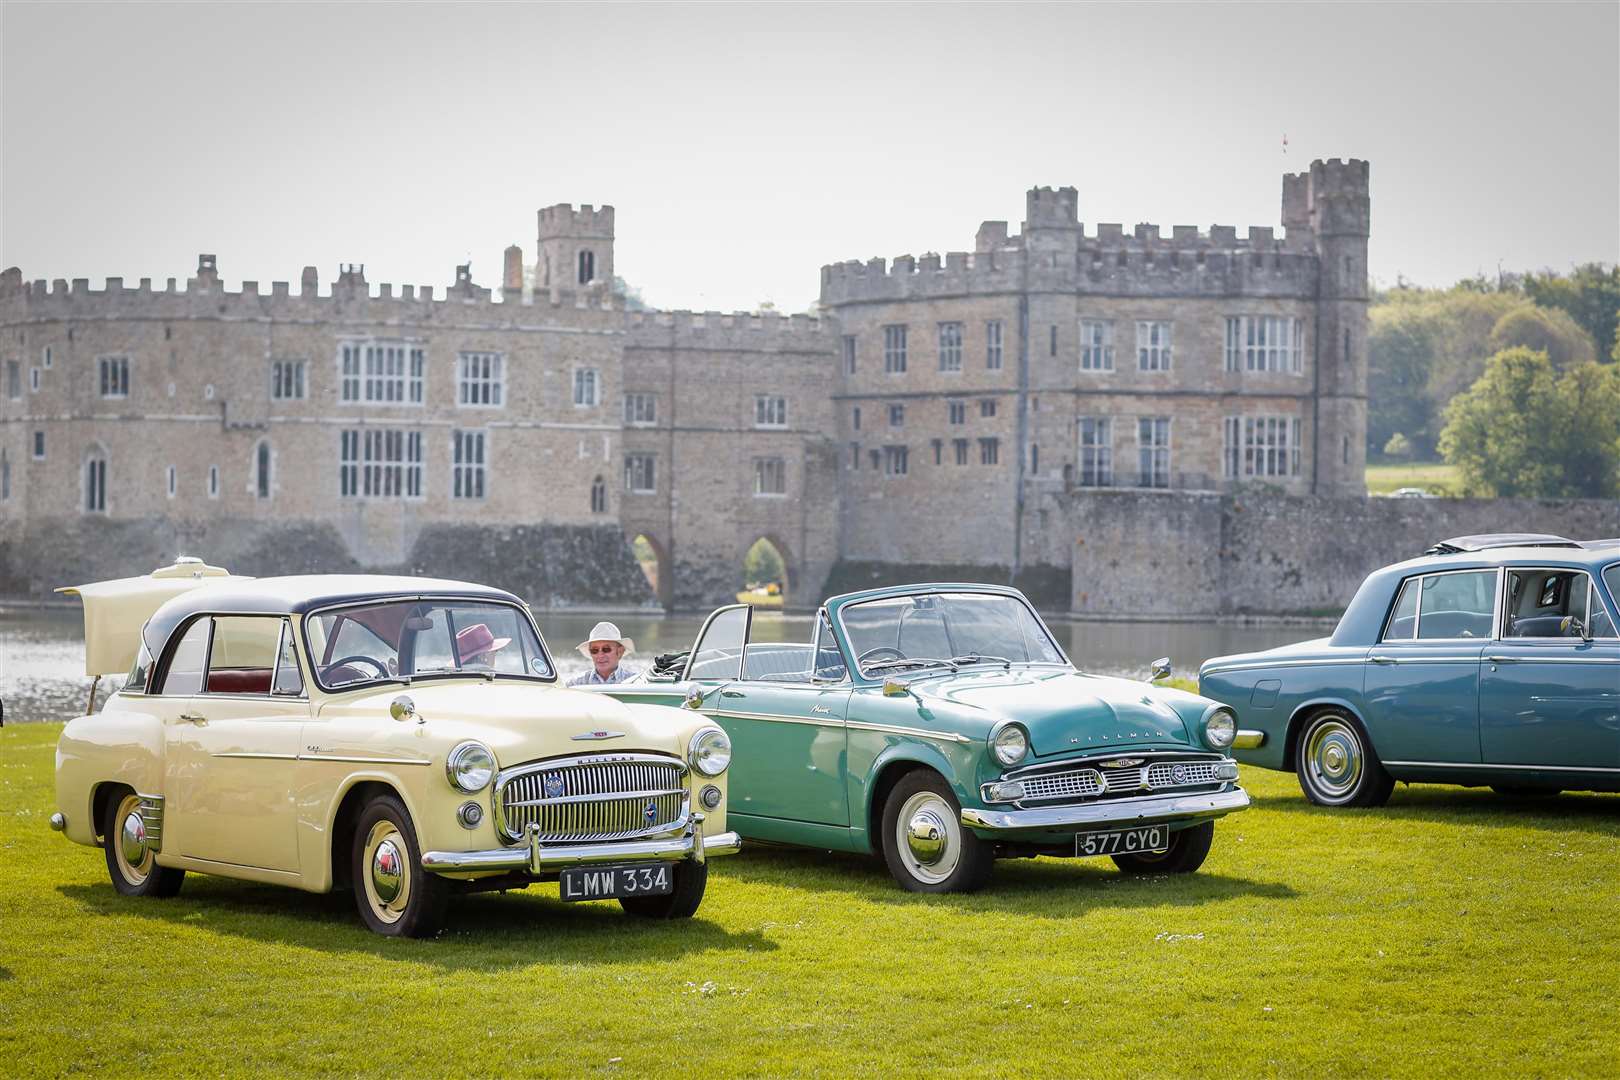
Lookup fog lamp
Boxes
[700,784,723,810]
[457,801,484,829]
[1215,761,1240,781]
[983,780,1026,803]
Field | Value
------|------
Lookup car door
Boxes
[1480,567,1620,771]
[162,615,309,873]
[1361,568,1498,764]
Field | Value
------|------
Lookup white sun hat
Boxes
[576,620,635,658]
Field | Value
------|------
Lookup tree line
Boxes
[1368,263,1620,498]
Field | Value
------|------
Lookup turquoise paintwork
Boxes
[604,583,1247,859]
[1200,544,1620,793]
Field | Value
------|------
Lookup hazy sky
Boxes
[3,2,1616,312]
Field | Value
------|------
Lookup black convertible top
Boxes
[141,574,522,660]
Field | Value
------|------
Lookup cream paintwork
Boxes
[56,559,238,676]
[55,611,728,893]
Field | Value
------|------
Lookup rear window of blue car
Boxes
[1382,570,1496,641]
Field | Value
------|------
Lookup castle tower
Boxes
[1290,159,1370,495]
[537,204,614,290]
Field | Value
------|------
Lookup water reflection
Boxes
[0,606,1318,725]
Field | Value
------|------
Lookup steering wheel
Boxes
[326,654,389,681]
[857,647,905,666]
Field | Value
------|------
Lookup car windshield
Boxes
[838,592,1066,677]
[304,599,554,689]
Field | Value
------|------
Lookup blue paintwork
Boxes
[1200,544,1620,793]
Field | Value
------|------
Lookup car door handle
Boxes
[1483,655,1517,664]
[720,690,744,699]
[1369,655,1397,664]
[178,711,208,724]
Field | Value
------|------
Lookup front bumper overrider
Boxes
[960,787,1251,832]
[421,813,741,875]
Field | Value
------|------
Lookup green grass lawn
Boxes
[1365,461,1462,497]
[3,721,1616,1077]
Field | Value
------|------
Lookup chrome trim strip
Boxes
[1383,760,1620,774]
[1485,655,1620,664]
[1233,729,1266,749]
[1200,657,1366,675]
[136,793,164,853]
[704,708,844,728]
[213,751,301,760]
[844,720,974,744]
[298,754,433,766]
[421,827,742,874]
[962,787,1251,831]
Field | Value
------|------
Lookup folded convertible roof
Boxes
[1424,533,1581,555]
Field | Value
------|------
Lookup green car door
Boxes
[687,607,852,826]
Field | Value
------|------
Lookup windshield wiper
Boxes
[864,657,955,673]
[948,654,1013,668]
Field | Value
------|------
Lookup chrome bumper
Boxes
[961,787,1252,832]
[421,814,741,875]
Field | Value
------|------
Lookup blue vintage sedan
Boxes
[1199,535,1620,806]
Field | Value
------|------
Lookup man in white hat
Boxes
[567,621,640,686]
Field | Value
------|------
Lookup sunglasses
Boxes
[589,645,619,656]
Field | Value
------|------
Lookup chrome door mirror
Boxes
[1559,615,1592,643]
[1149,657,1172,682]
[882,679,911,698]
[683,686,706,710]
[390,695,421,723]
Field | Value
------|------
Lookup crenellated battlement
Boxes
[625,307,832,351]
[538,202,615,239]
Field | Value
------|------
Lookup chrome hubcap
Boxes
[112,794,152,885]
[895,791,960,884]
[362,821,411,923]
[371,839,404,904]
[120,811,149,866]
[1306,718,1363,800]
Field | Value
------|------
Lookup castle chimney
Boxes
[504,244,524,292]
[196,254,220,290]
[975,221,1009,252]
[300,265,318,296]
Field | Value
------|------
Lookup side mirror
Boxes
[683,687,706,710]
[390,695,422,724]
[1560,616,1592,643]
[882,679,911,698]
[1149,657,1172,682]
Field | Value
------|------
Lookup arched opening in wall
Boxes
[739,537,794,609]
[631,532,672,609]
[82,443,108,515]
[578,250,595,284]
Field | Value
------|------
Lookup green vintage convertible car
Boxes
[601,584,1250,892]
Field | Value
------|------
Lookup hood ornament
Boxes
[1100,757,1145,769]
[570,730,626,741]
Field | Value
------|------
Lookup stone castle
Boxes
[0,160,1372,610]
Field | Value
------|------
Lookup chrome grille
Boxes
[1147,761,1220,788]
[1019,769,1103,801]
[496,756,688,842]
[1100,765,1150,793]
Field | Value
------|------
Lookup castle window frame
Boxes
[208,464,221,500]
[33,430,45,460]
[883,325,908,374]
[842,335,857,376]
[931,438,943,465]
[1079,319,1115,372]
[590,475,608,513]
[952,438,970,466]
[948,400,966,425]
[888,403,904,428]
[1,449,9,502]
[754,395,788,429]
[271,359,307,402]
[624,452,657,495]
[578,250,596,285]
[457,351,504,408]
[338,428,424,500]
[849,442,860,470]
[84,449,108,515]
[1225,415,1301,479]
[166,465,177,499]
[979,399,997,419]
[937,322,963,373]
[1078,417,1113,487]
[882,445,908,477]
[5,360,18,400]
[624,392,657,427]
[41,345,52,369]
[29,367,40,394]
[98,355,131,399]
[339,341,425,405]
[852,406,861,431]
[452,429,487,500]
[754,456,787,497]
[254,440,273,500]
[1137,416,1171,488]
[573,367,600,408]
[1225,315,1304,374]
[1135,322,1172,373]
[978,437,1000,466]
[986,320,1004,370]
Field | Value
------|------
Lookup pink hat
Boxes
[456,622,511,663]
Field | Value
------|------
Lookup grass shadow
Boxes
[1249,785,1620,834]
[57,878,775,969]
[715,844,1297,917]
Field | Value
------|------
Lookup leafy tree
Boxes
[1440,348,1620,498]
[742,538,785,589]
[1522,263,1620,363]
[1383,432,1413,458]
[1487,305,1596,368]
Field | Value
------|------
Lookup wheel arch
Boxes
[324,775,418,894]
[1283,697,1371,771]
[861,746,960,855]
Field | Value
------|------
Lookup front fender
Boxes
[855,741,978,854]
[298,766,443,891]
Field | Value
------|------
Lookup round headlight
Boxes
[689,728,732,777]
[446,741,496,792]
[1204,707,1237,750]
[990,723,1029,766]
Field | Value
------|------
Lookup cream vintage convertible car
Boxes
[50,559,739,936]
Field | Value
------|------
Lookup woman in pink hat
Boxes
[567,621,640,685]
[456,623,512,671]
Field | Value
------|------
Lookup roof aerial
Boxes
[1424,533,1581,556]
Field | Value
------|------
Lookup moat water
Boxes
[0,607,1316,725]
